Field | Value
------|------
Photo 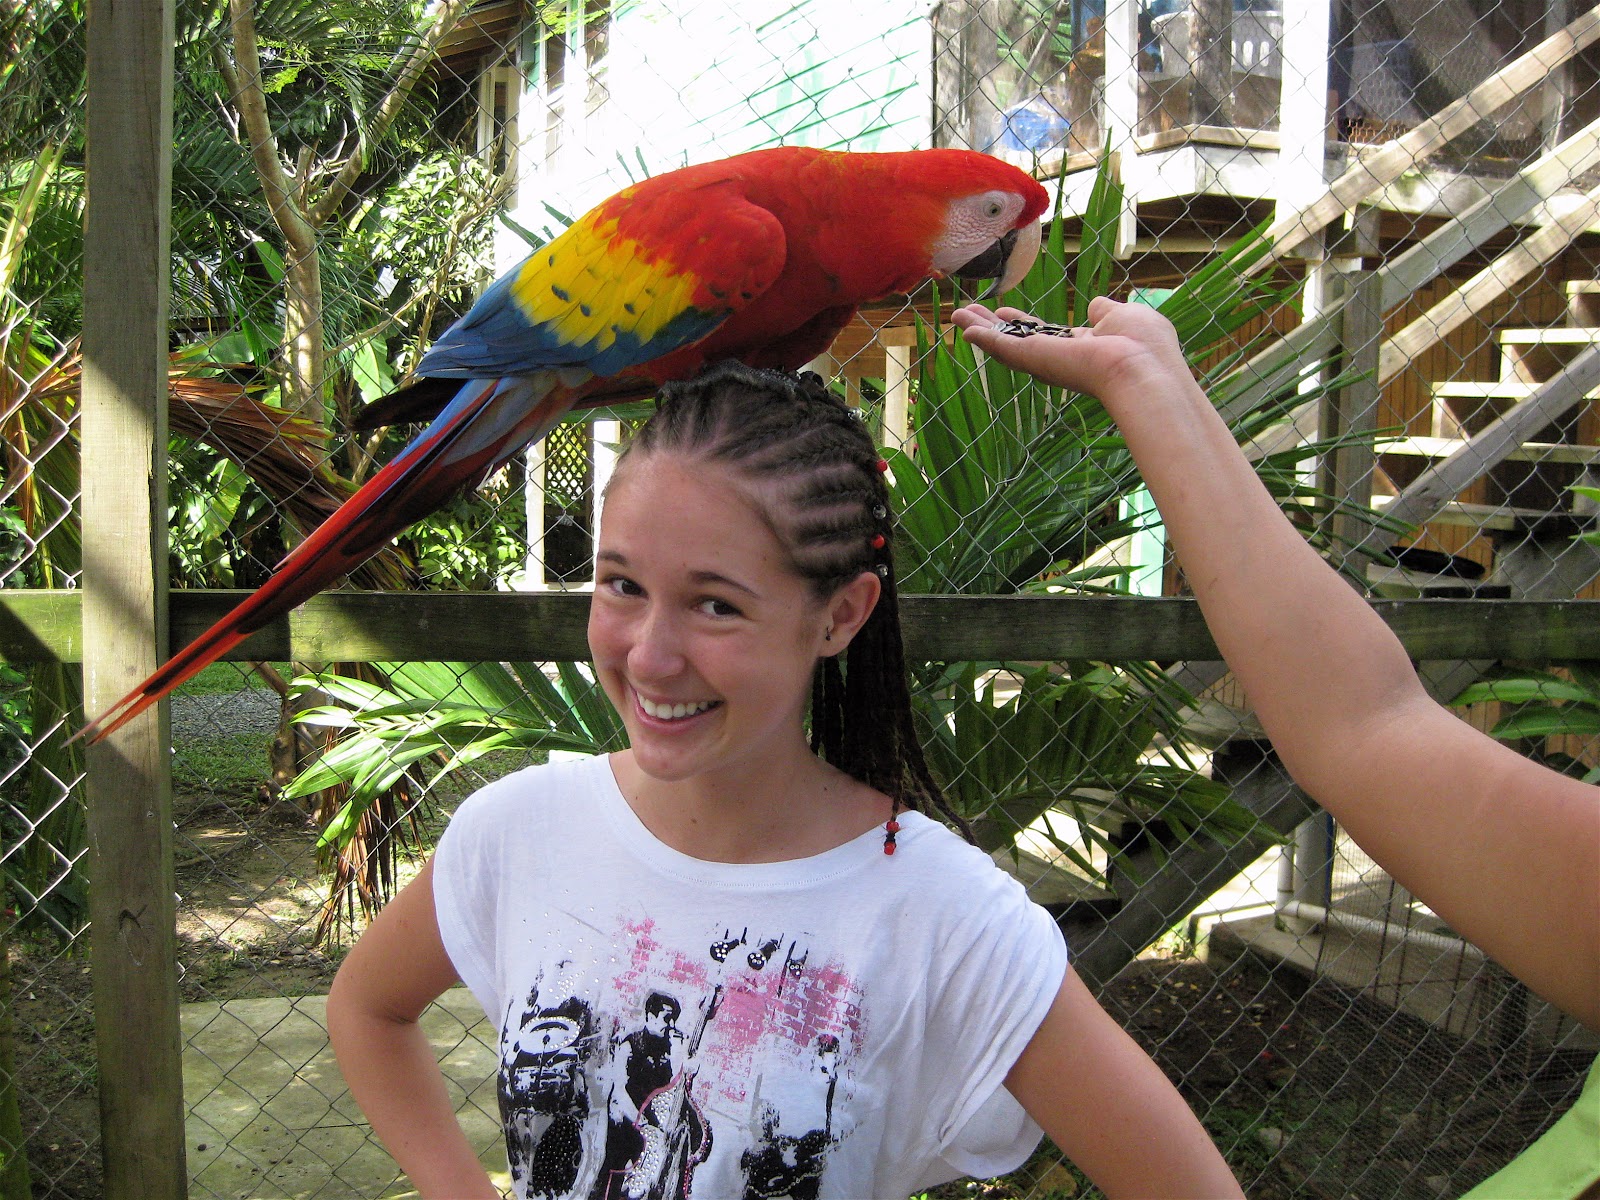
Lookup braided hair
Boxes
[613,360,971,839]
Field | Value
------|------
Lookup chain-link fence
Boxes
[2,0,1598,1196]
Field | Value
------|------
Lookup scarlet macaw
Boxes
[84,145,1048,740]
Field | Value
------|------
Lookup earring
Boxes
[824,626,833,642]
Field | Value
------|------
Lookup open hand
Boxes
[951,297,1189,403]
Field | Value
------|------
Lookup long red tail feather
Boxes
[79,377,575,742]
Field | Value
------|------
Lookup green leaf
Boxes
[252,239,285,283]
[1490,708,1600,740]
[1452,675,1598,709]
[350,334,397,407]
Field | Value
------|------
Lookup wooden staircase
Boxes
[1371,280,1600,599]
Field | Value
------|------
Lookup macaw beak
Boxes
[953,220,1043,300]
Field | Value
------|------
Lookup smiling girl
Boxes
[326,362,1241,1200]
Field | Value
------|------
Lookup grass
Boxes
[1205,1103,1299,1180]
[172,728,276,799]
[174,661,286,696]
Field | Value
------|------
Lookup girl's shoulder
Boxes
[448,753,614,836]
[892,812,1044,910]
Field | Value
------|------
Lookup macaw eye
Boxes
[987,200,1003,217]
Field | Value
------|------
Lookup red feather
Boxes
[81,146,1047,741]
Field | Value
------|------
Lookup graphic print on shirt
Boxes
[737,1032,840,1200]
[498,975,602,1197]
[496,916,861,1200]
[601,985,719,1200]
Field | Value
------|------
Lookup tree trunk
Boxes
[283,244,326,425]
[220,0,471,425]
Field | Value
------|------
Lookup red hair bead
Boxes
[871,534,886,549]
[875,457,889,472]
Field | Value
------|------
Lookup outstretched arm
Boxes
[326,858,501,1198]
[1007,968,1243,1198]
[956,299,1600,1030]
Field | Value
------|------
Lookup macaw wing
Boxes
[349,372,663,433]
[415,177,789,381]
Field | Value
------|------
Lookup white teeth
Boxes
[639,696,714,721]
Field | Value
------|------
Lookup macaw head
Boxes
[911,151,1051,300]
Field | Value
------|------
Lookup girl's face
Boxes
[588,454,868,789]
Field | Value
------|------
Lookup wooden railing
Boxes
[6,590,1600,665]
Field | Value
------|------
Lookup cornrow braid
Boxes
[616,360,972,841]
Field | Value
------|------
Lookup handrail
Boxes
[1257,4,1600,265]
[1377,182,1600,383]
[1216,116,1600,428]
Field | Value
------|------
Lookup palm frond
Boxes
[284,659,626,934]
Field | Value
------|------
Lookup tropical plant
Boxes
[892,167,1381,597]
[180,0,482,424]
[0,328,412,939]
[886,161,1386,873]
[1438,480,1600,787]
[1450,666,1600,784]
[0,0,528,940]
[0,139,422,941]
[918,663,1252,864]
[284,660,627,934]
[158,0,532,920]
[1,144,87,945]
[286,157,1402,908]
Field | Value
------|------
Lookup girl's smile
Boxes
[585,452,881,860]
[634,695,720,722]
[588,454,833,792]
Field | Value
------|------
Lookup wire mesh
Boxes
[1,0,1597,1196]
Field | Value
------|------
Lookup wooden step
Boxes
[1498,327,1600,345]
[1425,372,1600,438]
[1371,496,1558,531]
[1433,380,1600,399]
[1370,494,1595,535]
[1497,326,1600,383]
[1426,380,1597,438]
[1379,435,1600,465]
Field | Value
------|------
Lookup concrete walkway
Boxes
[182,988,512,1200]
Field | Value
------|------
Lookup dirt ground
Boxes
[8,783,1591,1200]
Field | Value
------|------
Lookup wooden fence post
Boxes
[1321,263,1383,573]
[81,0,185,1196]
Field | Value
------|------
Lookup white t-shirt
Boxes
[433,754,1069,1200]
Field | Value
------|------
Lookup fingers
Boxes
[950,303,1001,329]
[951,304,1043,327]
[1086,294,1119,324]
[951,311,1090,391]
[953,300,1125,338]
[952,304,1045,325]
